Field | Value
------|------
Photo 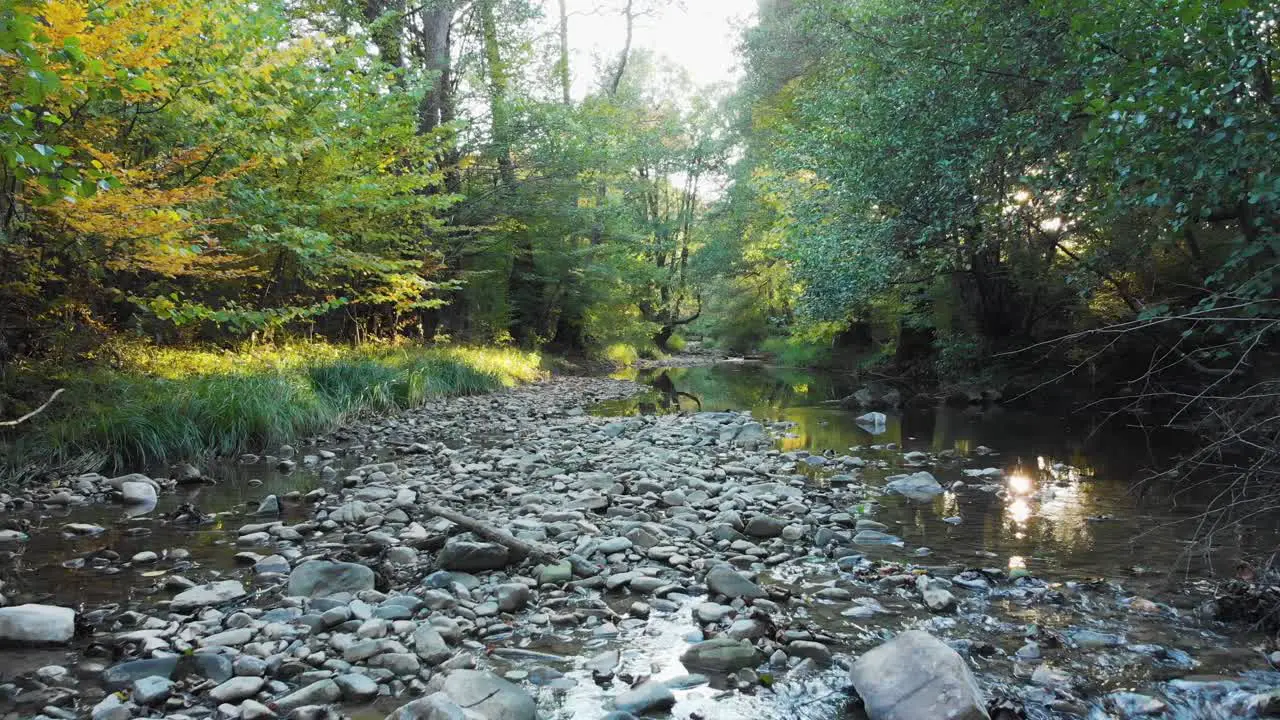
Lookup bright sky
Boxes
[560,0,757,98]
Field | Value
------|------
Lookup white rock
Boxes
[0,604,76,644]
[121,480,158,505]
[170,580,247,611]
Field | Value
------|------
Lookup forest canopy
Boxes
[1,0,1277,390]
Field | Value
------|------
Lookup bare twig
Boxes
[0,388,64,428]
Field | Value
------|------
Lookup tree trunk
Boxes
[414,1,459,193]
[414,4,451,133]
[557,0,571,105]
[653,324,674,352]
[479,0,515,189]
[608,0,635,96]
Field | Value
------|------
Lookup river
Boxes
[1,361,1278,719]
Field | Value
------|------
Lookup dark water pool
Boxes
[599,363,1280,585]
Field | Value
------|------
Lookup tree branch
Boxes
[1,388,64,427]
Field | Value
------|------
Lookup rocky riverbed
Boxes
[2,372,1280,720]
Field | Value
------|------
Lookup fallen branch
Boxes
[424,503,600,577]
[0,388,65,427]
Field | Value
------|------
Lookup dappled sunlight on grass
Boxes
[2,341,544,481]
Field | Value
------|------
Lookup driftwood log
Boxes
[424,503,600,577]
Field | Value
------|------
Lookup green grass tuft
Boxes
[1,342,543,482]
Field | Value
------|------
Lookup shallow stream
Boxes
[3,362,1279,719]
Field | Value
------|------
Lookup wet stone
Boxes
[680,637,761,674]
[849,630,988,720]
[287,560,376,598]
[437,539,510,571]
[705,565,765,600]
[614,681,676,715]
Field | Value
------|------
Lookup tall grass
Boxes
[1,342,543,481]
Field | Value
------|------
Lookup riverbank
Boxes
[0,342,543,485]
[1,370,1279,720]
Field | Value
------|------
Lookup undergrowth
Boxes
[0,342,543,482]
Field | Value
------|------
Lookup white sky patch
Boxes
[559,0,755,99]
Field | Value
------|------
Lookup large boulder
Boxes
[170,580,246,611]
[0,604,76,644]
[439,670,536,720]
[705,564,765,600]
[287,560,376,598]
[849,630,989,720]
[436,539,510,572]
[884,472,944,502]
[680,638,761,674]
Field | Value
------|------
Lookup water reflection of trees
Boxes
[602,364,1279,577]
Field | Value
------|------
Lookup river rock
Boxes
[1067,628,1125,649]
[0,604,76,644]
[1106,692,1168,716]
[201,627,253,647]
[91,693,132,720]
[849,630,989,720]
[336,673,379,701]
[705,564,765,599]
[731,422,770,447]
[495,583,531,612]
[884,472,944,502]
[540,560,573,585]
[209,676,265,703]
[287,560,376,598]
[132,676,173,705]
[385,693,468,720]
[695,602,733,623]
[744,515,785,538]
[121,480,158,505]
[173,463,202,483]
[598,537,633,554]
[440,670,536,720]
[170,580,246,611]
[255,494,281,515]
[241,700,276,720]
[254,554,290,575]
[63,522,107,536]
[274,679,341,712]
[853,530,902,545]
[1031,664,1075,690]
[614,681,675,714]
[437,539,510,571]
[787,640,833,666]
[587,649,620,679]
[856,411,887,426]
[414,623,452,665]
[845,383,901,409]
[102,657,180,690]
[0,529,28,544]
[187,652,234,683]
[680,638,761,674]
